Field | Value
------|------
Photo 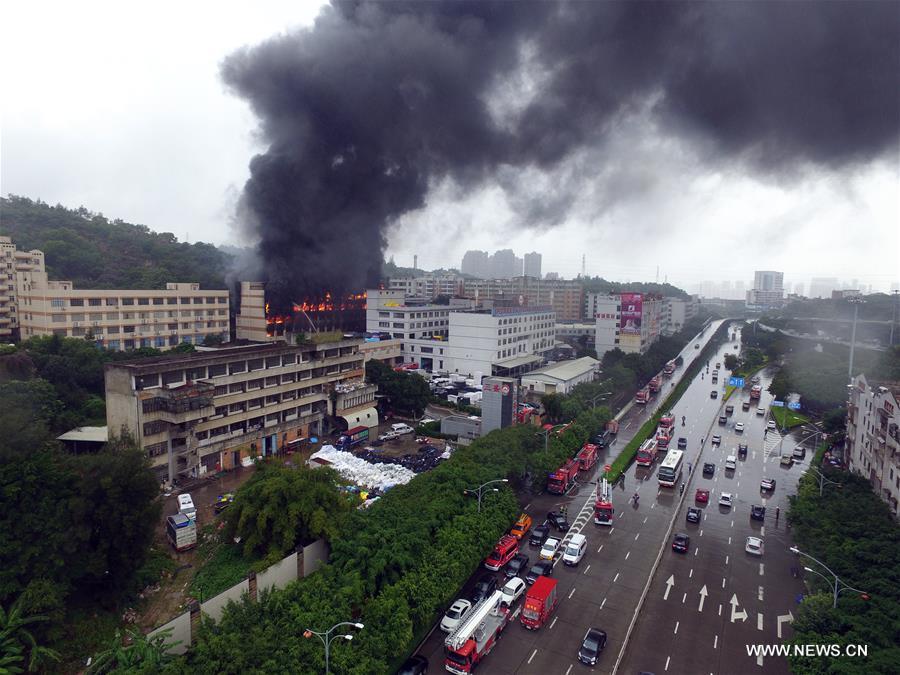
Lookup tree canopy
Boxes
[365,360,431,417]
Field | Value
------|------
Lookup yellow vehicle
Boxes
[510,513,533,540]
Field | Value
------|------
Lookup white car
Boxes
[440,598,472,632]
[500,577,526,606]
[735,422,745,433]
[756,407,766,416]
[719,493,733,508]
[745,536,764,556]
[767,420,777,430]
[540,537,560,560]
[725,455,737,470]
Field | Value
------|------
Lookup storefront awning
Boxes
[340,407,379,429]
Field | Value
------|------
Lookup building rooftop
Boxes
[523,356,600,383]
[494,354,543,369]
[57,426,109,443]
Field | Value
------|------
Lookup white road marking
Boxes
[761,526,766,536]
[698,585,708,611]
[777,611,795,638]
[758,586,764,601]
[722,577,726,588]
[664,575,674,599]
[731,519,735,527]
[601,597,607,609]
[682,592,687,604]
[597,544,604,553]
[665,656,671,671]
[565,666,573,675]
[568,588,576,600]
[635,533,640,541]
[714,635,718,649]
[689,568,694,578]
[694,547,699,556]
[718,603,722,616]
[674,621,680,634]
[759,563,765,576]
[757,613,764,631]
[643,516,649,524]
[584,564,591,574]
[626,550,633,561]
[528,649,537,664]
[699,529,703,537]
[730,593,748,622]
[610,528,615,534]
[651,502,656,509]
[525,503,532,510]
[728,536,732,545]
[619,512,625,519]
[614,572,620,582]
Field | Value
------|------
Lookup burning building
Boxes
[235,282,367,342]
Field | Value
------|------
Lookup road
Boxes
[416,320,730,673]
[617,337,813,675]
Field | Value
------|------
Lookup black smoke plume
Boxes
[223,0,899,307]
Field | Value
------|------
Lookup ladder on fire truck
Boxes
[445,591,505,653]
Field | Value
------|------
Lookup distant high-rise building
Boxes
[809,277,839,299]
[747,270,784,308]
[524,252,542,278]
[492,249,518,278]
[793,282,805,297]
[461,250,490,278]
[545,272,560,281]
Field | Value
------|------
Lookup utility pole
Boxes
[847,297,864,383]
[890,289,899,346]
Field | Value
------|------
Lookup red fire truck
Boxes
[648,375,662,394]
[576,443,599,471]
[594,477,614,526]
[663,360,676,376]
[656,412,675,449]
[636,438,659,466]
[750,384,762,400]
[444,591,510,673]
[520,576,559,630]
[635,388,650,404]
[547,458,580,494]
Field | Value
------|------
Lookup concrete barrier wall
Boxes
[201,579,249,622]
[303,539,328,576]
[148,609,191,656]
[258,551,298,593]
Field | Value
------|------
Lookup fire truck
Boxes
[663,360,676,376]
[648,375,662,394]
[594,477,614,526]
[635,388,650,404]
[656,412,675,449]
[750,384,762,400]
[444,591,510,673]
[547,458,580,494]
[576,443,599,471]
[636,438,659,466]
[521,576,559,630]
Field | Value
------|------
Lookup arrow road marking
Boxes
[663,575,675,600]
[777,611,795,639]
[730,594,748,623]
[698,585,708,612]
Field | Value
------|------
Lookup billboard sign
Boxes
[729,376,745,388]
[620,293,643,336]
[788,401,802,410]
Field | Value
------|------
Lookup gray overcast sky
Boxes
[2,1,898,293]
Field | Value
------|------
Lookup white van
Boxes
[178,493,197,521]
[562,533,587,566]
[725,456,737,470]
[391,423,414,435]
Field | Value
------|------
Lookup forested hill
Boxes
[581,276,691,299]
[0,195,231,289]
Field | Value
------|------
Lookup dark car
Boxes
[470,574,498,604]
[760,478,776,491]
[677,437,687,449]
[686,507,702,524]
[505,553,530,578]
[718,415,727,425]
[529,524,550,547]
[672,533,690,553]
[592,431,610,448]
[397,655,429,675]
[751,505,766,521]
[710,390,718,399]
[546,511,570,532]
[703,462,715,476]
[738,443,748,458]
[711,435,721,446]
[725,405,734,415]
[742,401,751,411]
[525,560,553,585]
[577,627,608,666]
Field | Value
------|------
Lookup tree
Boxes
[365,361,430,416]
[723,354,740,371]
[0,597,60,673]
[541,393,564,423]
[87,627,179,674]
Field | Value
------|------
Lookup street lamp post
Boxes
[847,297,865,384]
[589,392,611,409]
[808,465,842,498]
[790,547,868,609]
[536,428,550,453]
[464,479,509,512]
[303,621,364,675]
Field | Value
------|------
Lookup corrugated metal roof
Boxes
[56,426,109,443]
[522,356,600,383]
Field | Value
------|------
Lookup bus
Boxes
[658,450,684,487]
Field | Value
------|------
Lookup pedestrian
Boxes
[776,507,780,522]
[688,462,692,474]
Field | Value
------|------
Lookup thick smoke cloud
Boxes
[223,0,898,305]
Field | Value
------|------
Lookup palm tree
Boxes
[0,598,60,674]
[87,627,179,674]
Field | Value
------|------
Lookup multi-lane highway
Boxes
[415,322,813,674]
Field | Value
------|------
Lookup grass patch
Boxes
[188,525,262,602]
[770,406,809,429]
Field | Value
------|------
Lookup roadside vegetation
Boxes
[769,406,809,429]
[788,465,900,673]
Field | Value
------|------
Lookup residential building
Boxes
[0,236,29,340]
[387,273,464,300]
[520,356,600,395]
[460,250,490,279]
[105,339,371,485]
[447,305,556,378]
[463,276,583,321]
[15,251,228,351]
[523,252,542,279]
[593,293,662,358]
[846,374,900,519]
[832,289,863,300]
[555,321,597,351]
[366,288,454,370]
[481,376,519,434]
[745,270,784,309]
[661,296,699,335]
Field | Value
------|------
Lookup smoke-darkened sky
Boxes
[3,0,898,295]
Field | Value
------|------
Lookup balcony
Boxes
[149,381,216,423]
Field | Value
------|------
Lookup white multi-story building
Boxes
[366,288,455,369]
[387,274,464,300]
[745,270,784,309]
[4,236,229,350]
[661,296,700,335]
[593,293,662,358]
[447,306,556,378]
[847,374,900,519]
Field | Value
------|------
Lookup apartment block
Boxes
[593,293,662,358]
[105,339,371,484]
[846,374,900,519]
[0,236,28,340]
[387,274,464,300]
[1,236,229,350]
[661,296,699,335]
[462,277,583,321]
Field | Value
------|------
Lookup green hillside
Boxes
[0,195,231,289]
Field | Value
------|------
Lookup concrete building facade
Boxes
[105,339,371,485]
[846,374,900,519]
[520,356,600,395]
[523,252,542,279]
[661,296,700,335]
[593,293,662,358]
[481,376,519,434]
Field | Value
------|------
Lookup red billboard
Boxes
[620,293,643,335]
